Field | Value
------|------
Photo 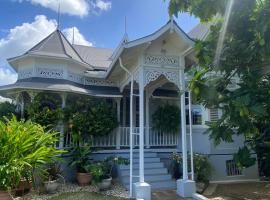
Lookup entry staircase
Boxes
[118,152,176,190]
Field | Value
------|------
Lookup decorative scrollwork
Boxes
[37,67,63,79]
[144,69,180,88]
[85,78,114,86]
[144,54,179,67]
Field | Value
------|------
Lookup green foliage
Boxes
[64,96,118,138]
[0,116,64,190]
[168,0,227,22]
[0,102,18,120]
[45,163,62,181]
[69,143,93,173]
[152,104,180,133]
[26,93,62,127]
[169,0,270,174]
[233,146,256,169]
[88,156,129,183]
[169,152,211,182]
[193,154,212,182]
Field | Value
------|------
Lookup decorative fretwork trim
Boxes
[144,68,180,88]
[144,54,179,67]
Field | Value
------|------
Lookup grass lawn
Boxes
[49,192,128,200]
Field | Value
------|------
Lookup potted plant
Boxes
[89,156,129,190]
[169,152,182,180]
[69,144,93,186]
[43,163,62,193]
[15,168,33,196]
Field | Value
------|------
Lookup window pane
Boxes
[186,107,203,125]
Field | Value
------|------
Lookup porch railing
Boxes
[63,127,178,149]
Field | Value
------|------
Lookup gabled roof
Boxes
[73,45,113,69]
[8,29,92,69]
[105,19,195,78]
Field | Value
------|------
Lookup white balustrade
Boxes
[63,127,178,149]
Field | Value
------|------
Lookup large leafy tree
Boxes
[169,0,270,176]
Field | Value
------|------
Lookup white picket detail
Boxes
[63,127,178,149]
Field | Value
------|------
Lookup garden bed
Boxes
[19,182,129,200]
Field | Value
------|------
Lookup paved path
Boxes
[152,190,192,200]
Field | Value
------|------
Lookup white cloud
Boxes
[95,0,111,11]
[0,67,17,86]
[17,0,112,17]
[23,0,89,17]
[63,27,93,46]
[0,15,57,60]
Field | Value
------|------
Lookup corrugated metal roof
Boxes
[73,45,113,69]
[25,30,88,66]
[188,23,210,40]
[0,78,121,97]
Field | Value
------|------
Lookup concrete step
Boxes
[148,180,177,190]
[124,180,176,191]
[122,174,172,184]
[119,152,158,158]
[133,157,160,163]
[119,162,164,170]
[120,168,167,176]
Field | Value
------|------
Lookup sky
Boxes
[0,0,199,90]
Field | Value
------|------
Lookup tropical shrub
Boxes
[0,116,64,190]
[26,93,62,127]
[169,152,211,182]
[64,96,118,138]
[152,104,180,133]
[0,102,18,120]
[69,143,93,173]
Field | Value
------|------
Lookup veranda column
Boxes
[122,96,126,126]
[116,98,121,149]
[59,93,67,149]
[133,67,151,200]
[177,57,196,198]
[145,90,150,148]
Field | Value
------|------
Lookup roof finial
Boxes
[123,16,129,43]
[72,27,75,45]
[57,1,61,29]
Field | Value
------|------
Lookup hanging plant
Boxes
[64,96,118,139]
[152,104,180,133]
[26,93,62,127]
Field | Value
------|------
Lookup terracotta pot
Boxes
[0,191,12,200]
[44,179,60,193]
[15,179,32,196]
[76,172,92,186]
[98,176,112,190]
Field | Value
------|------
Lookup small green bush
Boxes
[169,152,212,182]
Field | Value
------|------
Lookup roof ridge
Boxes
[57,30,70,58]
[58,30,86,63]
[73,44,114,50]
